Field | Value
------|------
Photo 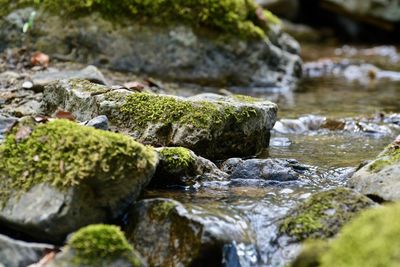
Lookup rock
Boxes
[31,65,108,92]
[317,202,400,267]
[124,198,253,267]
[220,158,309,182]
[278,188,374,242]
[0,114,17,141]
[0,119,158,242]
[151,147,228,188]
[0,233,54,267]
[349,137,400,201]
[322,0,400,25]
[82,115,109,131]
[41,80,278,160]
[46,224,145,267]
[0,3,301,88]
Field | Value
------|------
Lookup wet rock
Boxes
[46,224,145,267]
[278,188,374,242]
[0,233,54,267]
[0,5,301,88]
[41,80,278,160]
[220,158,309,182]
[31,65,108,92]
[0,119,158,242]
[273,115,326,134]
[349,136,400,201]
[317,202,400,267]
[82,115,109,131]
[124,198,253,267]
[151,147,228,188]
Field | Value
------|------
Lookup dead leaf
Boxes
[256,7,267,26]
[31,51,50,68]
[123,81,146,91]
[55,110,75,121]
[27,250,58,267]
[34,115,50,123]
[15,126,33,141]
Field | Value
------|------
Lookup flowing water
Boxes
[142,45,400,267]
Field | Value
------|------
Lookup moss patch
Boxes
[320,203,400,267]
[232,94,261,103]
[368,142,400,173]
[291,239,331,267]
[1,0,279,39]
[159,147,195,171]
[279,188,373,241]
[120,93,258,130]
[0,119,156,206]
[68,224,141,266]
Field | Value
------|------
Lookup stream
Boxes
[142,44,400,267]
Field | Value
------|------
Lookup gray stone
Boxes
[31,65,108,92]
[41,80,278,160]
[83,115,109,131]
[0,233,54,267]
[0,114,17,141]
[124,198,254,267]
[349,136,400,201]
[0,9,301,88]
[221,158,309,181]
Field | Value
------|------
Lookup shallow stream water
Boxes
[142,45,400,267]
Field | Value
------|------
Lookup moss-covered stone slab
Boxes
[124,198,254,267]
[349,137,400,201]
[0,3,301,88]
[150,147,228,187]
[0,119,158,243]
[42,80,278,160]
[46,224,145,267]
[318,202,400,267]
[278,188,374,242]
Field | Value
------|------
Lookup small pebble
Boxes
[22,81,33,89]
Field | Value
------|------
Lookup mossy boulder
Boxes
[151,147,228,187]
[41,80,278,160]
[349,137,400,201]
[290,239,331,267]
[278,188,374,242]
[46,224,145,267]
[0,2,301,87]
[124,198,253,267]
[0,119,158,243]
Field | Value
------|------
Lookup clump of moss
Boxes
[368,142,400,173]
[0,119,156,206]
[279,188,373,241]
[159,147,195,171]
[2,0,279,39]
[120,93,258,130]
[320,203,400,267]
[68,224,141,266]
[232,94,261,103]
[149,200,177,220]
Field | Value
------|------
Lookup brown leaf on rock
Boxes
[123,81,146,91]
[34,115,50,123]
[27,250,58,267]
[55,110,75,121]
[15,126,33,141]
[31,52,50,68]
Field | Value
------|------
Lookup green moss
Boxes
[291,239,331,267]
[279,188,373,241]
[68,224,141,266]
[159,147,195,170]
[2,0,280,39]
[368,143,400,173]
[232,94,261,103]
[320,203,400,267]
[120,93,258,130]
[150,200,177,220]
[0,119,157,206]
[69,79,111,95]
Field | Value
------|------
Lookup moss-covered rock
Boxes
[290,239,331,267]
[318,202,400,267]
[349,137,400,201]
[151,147,228,187]
[124,198,253,267]
[42,80,278,160]
[0,3,301,87]
[0,119,158,242]
[278,188,374,241]
[46,224,145,267]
